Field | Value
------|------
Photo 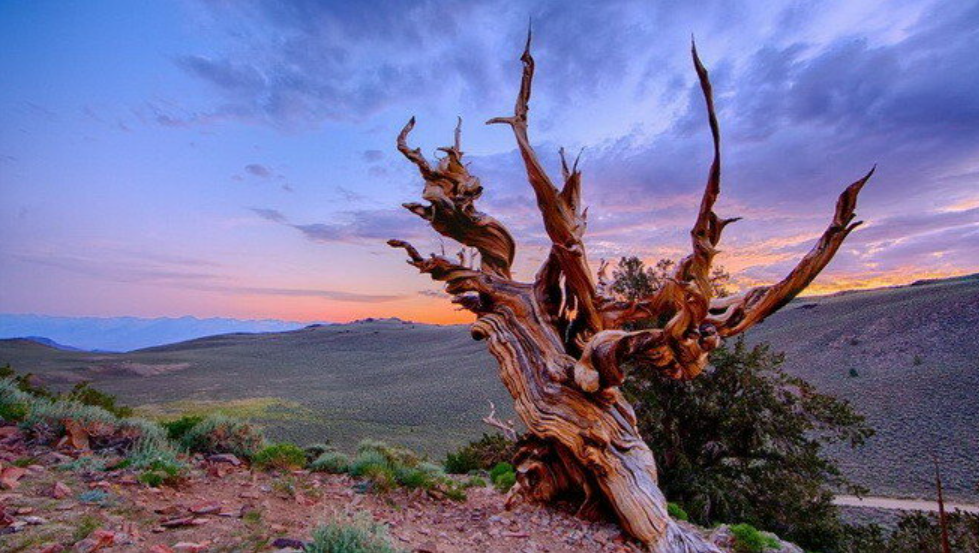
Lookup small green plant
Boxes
[729,523,780,553]
[252,443,307,471]
[161,415,204,442]
[668,502,689,521]
[465,475,487,488]
[848,368,859,378]
[444,433,515,474]
[304,442,333,462]
[443,449,480,474]
[913,355,923,366]
[394,466,433,490]
[136,457,183,487]
[493,470,516,493]
[489,461,517,492]
[311,451,352,474]
[66,382,133,418]
[72,514,102,544]
[307,513,400,553]
[489,462,514,482]
[179,414,264,458]
[78,489,112,505]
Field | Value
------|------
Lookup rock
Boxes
[52,481,72,499]
[414,541,439,553]
[39,545,66,553]
[271,537,307,549]
[0,466,27,490]
[147,546,174,553]
[23,515,47,525]
[189,502,221,515]
[206,454,242,466]
[73,529,116,552]
[173,542,210,552]
[160,516,196,528]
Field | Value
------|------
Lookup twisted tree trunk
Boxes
[388,30,872,551]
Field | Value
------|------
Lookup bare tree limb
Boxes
[487,26,602,345]
[483,401,518,441]
[707,167,875,336]
[397,117,516,279]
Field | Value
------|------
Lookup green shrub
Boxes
[65,382,133,418]
[179,414,264,458]
[730,523,780,553]
[252,443,307,471]
[394,466,433,490]
[444,433,515,474]
[357,439,420,467]
[304,442,333,462]
[161,415,204,442]
[308,513,400,553]
[465,476,487,488]
[443,449,479,474]
[311,451,352,474]
[489,461,517,492]
[492,470,516,493]
[350,449,392,478]
[668,502,689,522]
[489,462,513,482]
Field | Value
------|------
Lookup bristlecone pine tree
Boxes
[388,31,874,552]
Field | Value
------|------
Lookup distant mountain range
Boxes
[0,314,313,352]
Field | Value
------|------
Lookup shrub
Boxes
[489,462,517,492]
[493,470,516,493]
[350,449,392,477]
[252,443,307,471]
[304,442,333,463]
[357,439,420,467]
[311,451,352,474]
[307,513,400,553]
[489,462,513,482]
[161,415,204,442]
[465,476,487,488]
[444,433,515,474]
[443,449,479,474]
[179,414,264,458]
[730,523,780,553]
[65,382,133,418]
[668,502,689,522]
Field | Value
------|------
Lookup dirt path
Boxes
[834,495,979,514]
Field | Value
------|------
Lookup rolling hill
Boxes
[1,276,976,503]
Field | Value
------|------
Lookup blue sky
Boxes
[1,0,977,323]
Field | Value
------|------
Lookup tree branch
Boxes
[488,26,602,345]
[673,39,741,303]
[397,117,516,279]
[707,167,875,336]
[483,401,518,441]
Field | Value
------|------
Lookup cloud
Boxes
[4,250,403,304]
[250,206,427,246]
[207,0,977,291]
[250,207,288,223]
[362,149,384,162]
[245,163,273,178]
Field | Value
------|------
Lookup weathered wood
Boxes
[388,30,871,551]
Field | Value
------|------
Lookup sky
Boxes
[1,0,977,325]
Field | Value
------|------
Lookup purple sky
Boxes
[1,0,977,324]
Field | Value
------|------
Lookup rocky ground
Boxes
[1,422,661,552]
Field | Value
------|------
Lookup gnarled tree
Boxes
[388,32,873,552]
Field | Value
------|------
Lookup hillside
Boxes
[1,276,977,503]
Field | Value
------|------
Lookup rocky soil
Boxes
[1,422,671,552]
